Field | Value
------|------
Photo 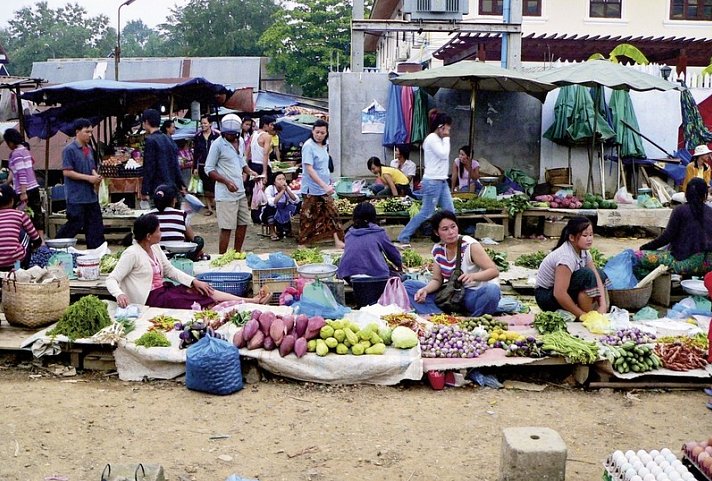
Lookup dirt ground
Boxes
[1,215,707,481]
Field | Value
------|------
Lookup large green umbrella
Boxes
[410,87,429,145]
[544,85,615,145]
[392,61,556,150]
[609,90,646,158]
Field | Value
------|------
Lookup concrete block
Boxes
[100,463,165,481]
[475,223,505,242]
[500,427,566,481]
[383,224,406,241]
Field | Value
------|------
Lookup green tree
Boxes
[121,20,170,58]
[162,0,279,57]
[259,0,352,97]
[2,1,116,76]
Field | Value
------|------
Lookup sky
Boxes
[1,0,189,30]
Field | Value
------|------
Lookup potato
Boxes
[294,337,308,358]
[242,319,259,341]
[279,335,296,357]
[247,330,264,350]
[232,330,246,349]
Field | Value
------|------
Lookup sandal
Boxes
[270,235,280,241]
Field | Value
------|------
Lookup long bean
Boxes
[541,331,599,364]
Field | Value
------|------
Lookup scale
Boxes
[45,238,78,279]
[161,241,197,276]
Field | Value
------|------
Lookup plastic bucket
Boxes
[350,276,389,307]
[76,256,100,280]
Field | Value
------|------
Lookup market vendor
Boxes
[367,156,412,197]
[149,184,207,261]
[338,202,403,284]
[451,145,480,193]
[193,115,220,216]
[0,184,41,270]
[681,144,712,192]
[107,214,271,309]
[3,128,44,238]
[535,217,608,319]
[391,144,417,185]
[403,211,500,316]
[141,109,186,203]
[636,177,712,277]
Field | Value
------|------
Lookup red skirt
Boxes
[145,282,214,310]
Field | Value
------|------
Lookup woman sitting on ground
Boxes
[261,172,299,241]
[337,202,403,284]
[403,210,500,316]
[0,184,41,270]
[107,214,271,308]
[636,177,712,278]
[535,216,608,319]
[148,184,207,261]
[367,156,413,197]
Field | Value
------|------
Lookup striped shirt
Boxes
[432,237,470,280]
[8,146,39,194]
[149,207,187,242]
[0,209,39,268]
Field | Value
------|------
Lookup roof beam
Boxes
[352,19,522,34]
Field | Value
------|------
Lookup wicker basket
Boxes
[607,284,653,311]
[2,276,70,328]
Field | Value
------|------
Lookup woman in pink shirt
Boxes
[3,128,43,237]
[0,184,41,270]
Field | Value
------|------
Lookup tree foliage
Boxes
[2,2,116,76]
[121,20,170,58]
[162,0,279,57]
[259,0,352,97]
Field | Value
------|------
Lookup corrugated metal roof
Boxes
[189,57,261,89]
[115,58,183,81]
[30,60,102,83]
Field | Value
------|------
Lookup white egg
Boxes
[654,455,666,465]
[626,450,638,459]
[630,476,643,481]
[674,465,688,475]
[621,462,634,473]
[650,466,663,477]
[633,460,645,471]
[643,474,656,481]
[627,467,639,480]
[671,459,683,468]
[638,450,649,458]
[649,450,660,458]
[668,472,681,481]
[682,474,696,481]
[659,461,671,471]
[665,453,677,463]
[638,467,650,478]
[664,466,675,476]
[646,461,658,471]
[661,448,673,457]
[640,454,653,465]
[656,474,669,481]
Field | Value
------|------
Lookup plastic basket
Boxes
[252,265,297,305]
[196,272,251,297]
[350,276,389,308]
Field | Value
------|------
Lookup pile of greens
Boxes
[485,248,509,272]
[589,247,608,269]
[514,250,547,269]
[48,295,111,340]
[502,195,531,217]
[291,248,324,265]
[402,249,425,268]
[135,331,171,348]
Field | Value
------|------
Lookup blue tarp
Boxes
[275,118,312,148]
[255,91,298,111]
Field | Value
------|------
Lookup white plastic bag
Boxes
[614,187,635,204]
[608,306,632,330]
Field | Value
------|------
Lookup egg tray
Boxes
[604,449,696,481]
[682,455,712,481]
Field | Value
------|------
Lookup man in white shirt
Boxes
[397,114,455,248]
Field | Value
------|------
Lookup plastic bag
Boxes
[185,335,243,395]
[581,311,611,334]
[377,277,411,311]
[603,249,638,289]
[98,179,110,206]
[608,306,632,330]
[292,280,351,319]
[614,187,635,204]
[188,174,203,195]
[251,179,267,210]
[632,306,659,321]
[246,252,295,270]
[479,185,497,199]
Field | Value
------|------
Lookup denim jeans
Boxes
[403,279,501,317]
[397,179,454,243]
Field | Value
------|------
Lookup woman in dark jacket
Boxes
[337,202,402,284]
[636,177,712,277]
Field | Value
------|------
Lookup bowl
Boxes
[681,279,708,297]
[45,238,78,249]
[160,241,197,254]
[297,263,338,280]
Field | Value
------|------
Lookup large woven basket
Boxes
[607,284,653,311]
[2,276,70,328]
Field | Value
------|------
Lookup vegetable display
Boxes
[533,311,568,334]
[459,314,508,333]
[402,249,425,268]
[135,331,171,348]
[514,251,547,269]
[502,195,531,217]
[657,333,708,350]
[174,319,225,349]
[600,328,656,346]
[487,328,525,348]
[540,331,599,364]
[582,193,617,210]
[382,313,425,335]
[149,315,182,332]
[533,194,583,209]
[419,324,488,358]
[210,249,247,267]
[291,248,324,266]
[609,342,661,373]
[408,201,421,218]
[504,337,547,358]
[453,197,504,211]
[225,309,251,327]
[48,295,111,340]
[391,326,418,349]
[193,309,221,329]
[100,250,123,274]
[429,313,460,326]
[372,197,411,214]
[334,198,355,215]
[654,342,707,371]
[485,248,509,272]
[588,248,608,269]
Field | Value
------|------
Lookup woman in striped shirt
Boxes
[0,184,41,270]
[149,184,207,261]
[3,128,43,237]
[403,210,501,316]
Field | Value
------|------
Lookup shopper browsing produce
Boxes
[337,202,403,284]
[535,217,608,319]
[403,210,500,316]
[107,214,271,309]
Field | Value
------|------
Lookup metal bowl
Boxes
[297,263,338,280]
[45,238,78,249]
[681,279,708,297]
[160,241,197,254]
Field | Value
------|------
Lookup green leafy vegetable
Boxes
[135,331,171,348]
[391,326,418,349]
[540,331,599,364]
[501,195,531,217]
[514,250,548,269]
[485,248,509,272]
[533,311,568,334]
[589,247,607,269]
[402,249,425,268]
[48,295,111,340]
[291,248,324,265]
[210,249,246,267]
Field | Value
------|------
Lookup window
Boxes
[670,0,712,20]
[589,0,622,18]
[479,0,542,16]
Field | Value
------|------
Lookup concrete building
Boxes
[368,0,712,73]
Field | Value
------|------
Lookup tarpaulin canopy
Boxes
[275,118,312,148]
[382,84,408,147]
[255,91,298,111]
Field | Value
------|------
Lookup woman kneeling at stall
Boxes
[107,214,271,308]
[403,211,501,316]
[535,217,608,319]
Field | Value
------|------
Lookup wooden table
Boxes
[48,210,149,242]
[335,210,510,236]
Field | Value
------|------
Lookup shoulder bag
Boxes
[434,236,468,314]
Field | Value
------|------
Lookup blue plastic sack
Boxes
[603,249,638,289]
[246,252,295,270]
[292,298,351,320]
[185,335,243,395]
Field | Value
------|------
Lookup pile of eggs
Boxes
[683,440,712,476]
[605,448,695,481]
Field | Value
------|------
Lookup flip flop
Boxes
[704,388,712,396]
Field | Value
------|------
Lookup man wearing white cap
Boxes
[205,114,261,253]
[682,144,712,192]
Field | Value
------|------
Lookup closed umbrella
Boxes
[609,90,646,158]
[410,87,428,145]
[382,84,408,147]
[679,88,712,150]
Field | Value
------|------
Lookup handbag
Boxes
[434,236,468,314]
[378,276,412,311]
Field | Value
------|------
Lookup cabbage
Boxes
[391,326,418,349]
